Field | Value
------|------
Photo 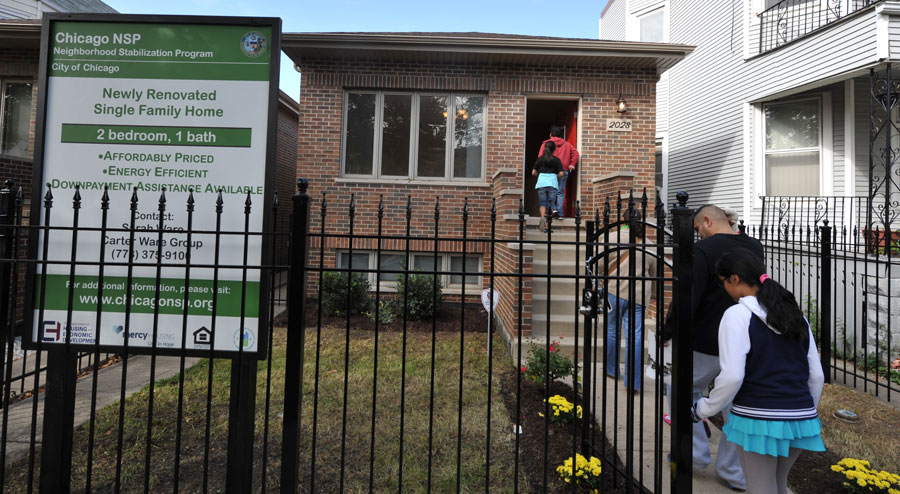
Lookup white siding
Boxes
[0,0,37,18]
[629,0,664,14]
[600,0,628,40]
[832,83,846,197]
[854,76,870,198]
[891,15,900,59]
[667,1,883,217]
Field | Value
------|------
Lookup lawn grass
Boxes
[817,383,900,474]
[5,326,527,493]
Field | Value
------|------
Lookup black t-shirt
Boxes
[691,233,764,355]
[534,156,563,175]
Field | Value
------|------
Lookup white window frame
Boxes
[637,7,667,43]
[340,91,487,182]
[755,94,833,198]
[0,79,32,158]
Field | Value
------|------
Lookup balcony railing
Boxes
[759,0,881,54]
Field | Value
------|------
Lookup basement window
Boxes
[342,91,486,181]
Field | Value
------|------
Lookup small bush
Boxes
[395,269,442,321]
[522,339,579,384]
[831,458,900,493]
[557,454,602,491]
[540,395,582,425]
[321,271,371,317]
[365,300,398,324]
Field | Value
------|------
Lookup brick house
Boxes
[282,32,692,344]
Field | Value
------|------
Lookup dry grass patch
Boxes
[817,383,900,473]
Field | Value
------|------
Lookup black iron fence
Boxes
[759,0,881,54]
[0,177,701,492]
[751,195,899,403]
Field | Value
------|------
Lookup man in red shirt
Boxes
[537,126,580,217]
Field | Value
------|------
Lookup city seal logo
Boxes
[233,328,255,351]
[240,31,267,58]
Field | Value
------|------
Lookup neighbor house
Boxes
[600,0,896,225]
[281,32,692,344]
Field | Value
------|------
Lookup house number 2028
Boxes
[606,119,633,132]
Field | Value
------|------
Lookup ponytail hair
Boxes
[536,140,557,169]
[715,248,807,342]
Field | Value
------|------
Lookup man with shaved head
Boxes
[664,204,763,491]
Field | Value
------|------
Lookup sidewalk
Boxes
[595,369,796,494]
[0,354,199,465]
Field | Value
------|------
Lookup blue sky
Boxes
[104,0,611,100]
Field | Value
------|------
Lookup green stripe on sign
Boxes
[35,274,260,318]
[61,124,251,148]
[50,22,272,81]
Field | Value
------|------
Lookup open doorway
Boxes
[524,98,580,217]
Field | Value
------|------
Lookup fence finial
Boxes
[244,191,252,214]
[187,189,195,213]
[72,185,81,209]
[130,187,138,211]
[158,187,167,212]
[3,179,12,190]
[675,191,689,207]
[490,197,496,221]
[296,178,308,194]
[378,194,384,218]
[518,198,524,223]
[101,186,110,210]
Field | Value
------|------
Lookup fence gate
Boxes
[0,178,698,493]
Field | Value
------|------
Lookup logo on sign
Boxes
[193,326,212,347]
[233,328,255,350]
[481,288,499,312]
[240,32,267,58]
[42,321,62,342]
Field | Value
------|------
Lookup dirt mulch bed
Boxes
[498,369,627,493]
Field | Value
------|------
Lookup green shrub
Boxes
[395,269,442,321]
[365,299,398,324]
[321,271,371,317]
[522,339,580,384]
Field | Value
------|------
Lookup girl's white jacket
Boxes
[695,296,825,419]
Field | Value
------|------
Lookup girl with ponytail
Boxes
[531,140,564,233]
[691,248,825,494]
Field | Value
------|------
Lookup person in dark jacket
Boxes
[663,204,764,490]
[692,249,824,494]
[537,126,579,217]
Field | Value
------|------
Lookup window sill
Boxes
[336,177,490,188]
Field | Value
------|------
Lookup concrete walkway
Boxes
[0,354,200,465]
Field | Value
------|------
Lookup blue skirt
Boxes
[722,413,826,457]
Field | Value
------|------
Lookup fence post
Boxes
[0,180,15,343]
[670,191,694,494]
[820,220,832,384]
[226,358,258,492]
[281,178,310,493]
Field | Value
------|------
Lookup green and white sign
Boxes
[30,16,279,356]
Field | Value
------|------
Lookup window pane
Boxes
[639,11,664,42]
[345,93,376,175]
[417,95,448,177]
[450,256,480,285]
[765,100,819,151]
[413,255,439,275]
[1,82,33,157]
[339,252,370,277]
[381,94,412,176]
[766,151,820,195]
[452,95,484,178]
[378,254,406,282]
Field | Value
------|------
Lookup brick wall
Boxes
[296,56,659,339]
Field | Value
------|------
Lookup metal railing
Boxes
[759,0,881,54]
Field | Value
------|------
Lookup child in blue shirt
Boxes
[531,140,564,233]
[691,248,825,494]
